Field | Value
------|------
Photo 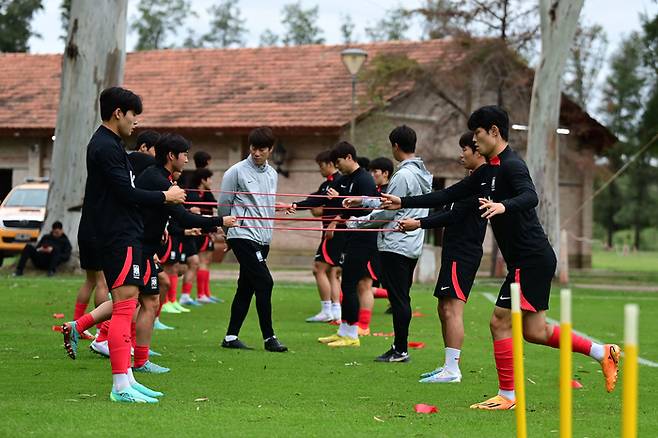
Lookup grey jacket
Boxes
[218,155,278,245]
[356,157,432,258]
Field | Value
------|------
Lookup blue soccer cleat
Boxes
[131,381,164,398]
[110,385,159,403]
[133,360,170,374]
[62,321,80,360]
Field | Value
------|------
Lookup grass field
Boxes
[0,275,656,437]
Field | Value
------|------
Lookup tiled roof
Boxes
[0,40,462,131]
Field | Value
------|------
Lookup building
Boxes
[0,39,615,268]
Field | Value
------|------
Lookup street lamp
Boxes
[340,48,368,144]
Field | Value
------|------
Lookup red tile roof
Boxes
[0,40,463,132]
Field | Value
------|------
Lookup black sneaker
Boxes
[221,338,253,350]
[375,347,410,363]
[13,270,23,277]
[264,337,288,352]
[47,270,56,277]
[384,305,393,314]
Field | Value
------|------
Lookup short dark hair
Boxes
[369,157,394,177]
[154,133,190,166]
[467,105,509,141]
[357,156,370,169]
[99,87,143,121]
[192,167,213,188]
[315,150,333,164]
[52,221,63,230]
[459,131,477,153]
[330,141,357,163]
[134,130,160,151]
[248,126,276,149]
[193,151,211,168]
[389,125,417,153]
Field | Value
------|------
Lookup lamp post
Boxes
[340,48,368,144]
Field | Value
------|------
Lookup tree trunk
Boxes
[526,0,584,273]
[43,0,127,268]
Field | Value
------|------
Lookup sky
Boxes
[26,0,658,115]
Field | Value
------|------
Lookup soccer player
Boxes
[293,150,344,323]
[178,150,211,189]
[317,142,379,348]
[63,86,186,404]
[218,126,291,352]
[398,132,487,381]
[128,130,160,175]
[134,133,236,373]
[382,106,620,409]
[344,126,432,361]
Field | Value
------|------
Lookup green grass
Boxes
[0,275,657,437]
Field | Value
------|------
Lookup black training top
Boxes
[418,176,486,265]
[295,171,342,228]
[402,146,552,266]
[135,165,223,252]
[333,166,379,248]
[78,125,165,247]
[37,232,73,261]
[186,189,217,216]
[127,152,157,178]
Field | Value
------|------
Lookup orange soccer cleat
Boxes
[469,394,516,410]
[600,344,621,392]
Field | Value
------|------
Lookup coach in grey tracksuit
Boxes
[218,127,288,352]
[347,126,432,359]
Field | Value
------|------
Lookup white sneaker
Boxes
[197,296,213,304]
[90,339,110,357]
[305,312,334,323]
[419,368,462,383]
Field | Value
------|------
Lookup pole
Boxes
[511,282,527,438]
[350,75,356,144]
[621,304,639,438]
[560,289,572,438]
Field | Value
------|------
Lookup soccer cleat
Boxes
[110,386,158,403]
[171,301,191,313]
[153,319,175,330]
[420,366,444,379]
[305,312,334,323]
[469,395,515,410]
[149,349,162,357]
[264,337,288,352]
[80,330,95,341]
[601,344,621,392]
[197,296,214,304]
[133,360,170,374]
[132,381,164,398]
[357,326,370,336]
[327,336,360,348]
[62,321,80,360]
[221,338,253,350]
[160,302,181,314]
[179,294,201,306]
[318,333,341,344]
[375,347,410,363]
[90,339,110,357]
[419,368,461,383]
[207,296,224,303]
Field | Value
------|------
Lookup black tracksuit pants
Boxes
[16,245,62,273]
[226,239,275,340]
[379,251,418,353]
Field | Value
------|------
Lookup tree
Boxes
[132,0,192,50]
[365,7,410,42]
[0,0,43,52]
[526,0,584,265]
[45,0,128,263]
[200,0,246,48]
[281,2,324,46]
[340,13,356,44]
[259,29,279,47]
[563,22,607,111]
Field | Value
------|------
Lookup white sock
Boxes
[321,300,332,314]
[444,347,461,373]
[181,293,190,298]
[331,303,341,320]
[126,367,138,385]
[345,324,358,339]
[498,389,515,400]
[112,373,130,392]
[337,322,349,337]
[589,343,605,362]
[225,335,238,342]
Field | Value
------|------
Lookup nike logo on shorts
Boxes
[499,296,511,300]
[441,286,450,290]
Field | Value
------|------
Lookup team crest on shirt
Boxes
[132,264,140,279]
[151,276,158,289]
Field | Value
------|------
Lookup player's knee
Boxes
[489,312,509,334]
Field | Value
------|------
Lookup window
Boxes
[4,189,48,207]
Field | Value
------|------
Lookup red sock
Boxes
[156,300,163,317]
[73,301,88,321]
[197,269,209,298]
[205,270,212,297]
[373,288,388,298]
[494,338,514,391]
[134,344,150,369]
[167,275,178,303]
[357,309,372,330]
[96,320,110,342]
[182,281,192,296]
[108,299,138,375]
[75,312,97,333]
[339,290,343,303]
[546,326,593,356]
[130,321,136,349]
